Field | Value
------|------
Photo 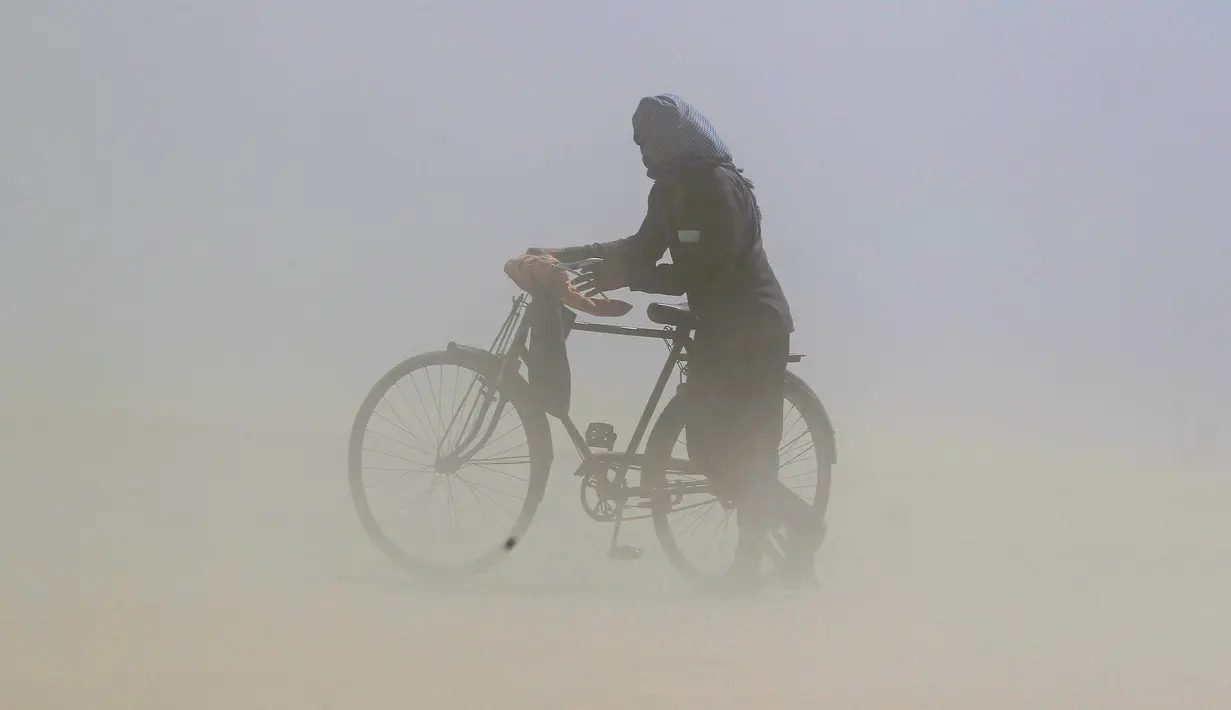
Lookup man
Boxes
[530,94,821,590]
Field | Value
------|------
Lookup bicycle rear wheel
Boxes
[347,347,552,579]
[644,371,835,583]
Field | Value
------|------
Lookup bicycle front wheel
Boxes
[347,347,552,579]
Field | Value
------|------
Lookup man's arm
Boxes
[629,262,685,296]
[620,185,684,295]
[530,183,685,295]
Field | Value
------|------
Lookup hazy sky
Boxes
[6,9,1231,708]
[2,0,1227,471]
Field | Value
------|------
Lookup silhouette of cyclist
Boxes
[530,94,824,590]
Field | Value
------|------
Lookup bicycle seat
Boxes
[647,302,697,329]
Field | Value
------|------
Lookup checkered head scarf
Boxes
[631,94,760,219]
[632,94,756,185]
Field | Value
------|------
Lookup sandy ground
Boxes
[2,414,1229,709]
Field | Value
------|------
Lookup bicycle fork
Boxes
[605,335,688,561]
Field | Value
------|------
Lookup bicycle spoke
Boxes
[470,454,532,466]
[391,381,430,440]
[364,424,435,462]
[361,448,427,466]
[378,477,441,525]
[454,477,491,522]
[673,501,719,540]
[464,461,528,483]
[402,375,441,448]
[779,443,815,469]
[439,369,484,452]
[454,478,522,519]
[374,396,436,454]
[363,470,435,493]
[781,468,816,481]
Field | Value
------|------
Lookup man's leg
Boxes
[686,327,764,583]
[689,324,789,582]
[727,327,824,588]
[727,327,789,580]
[684,405,733,508]
[689,323,818,587]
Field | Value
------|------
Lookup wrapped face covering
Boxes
[503,253,633,318]
[631,93,760,218]
[633,94,732,180]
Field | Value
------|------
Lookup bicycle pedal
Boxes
[607,545,644,561]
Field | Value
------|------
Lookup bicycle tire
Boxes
[347,346,553,579]
[643,370,836,582]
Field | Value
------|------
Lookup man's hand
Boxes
[570,257,630,297]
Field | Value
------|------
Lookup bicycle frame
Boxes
[427,290,820,563]
[487,294,801,458]
[480,294,692,552]
[447,293,806,556]
[490,295,688,444]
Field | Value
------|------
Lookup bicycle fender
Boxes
[784,369,837,465]
[445,340,498,363]
[444,341,531,392]
[444,341,555,464]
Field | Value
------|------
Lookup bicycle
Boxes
[347,263,837,585]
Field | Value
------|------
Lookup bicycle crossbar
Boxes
[571,320,804,362]
[570,321,676,339]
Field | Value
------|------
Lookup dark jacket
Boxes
[547,164,794,334]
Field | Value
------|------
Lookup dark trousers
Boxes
[686,320,815,570]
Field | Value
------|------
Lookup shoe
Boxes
[777,520,826,591]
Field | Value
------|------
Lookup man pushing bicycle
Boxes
[528,94,824,591]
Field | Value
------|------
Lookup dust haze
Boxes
[2,2,1229,708]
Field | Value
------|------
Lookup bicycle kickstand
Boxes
[604,476,644,562]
